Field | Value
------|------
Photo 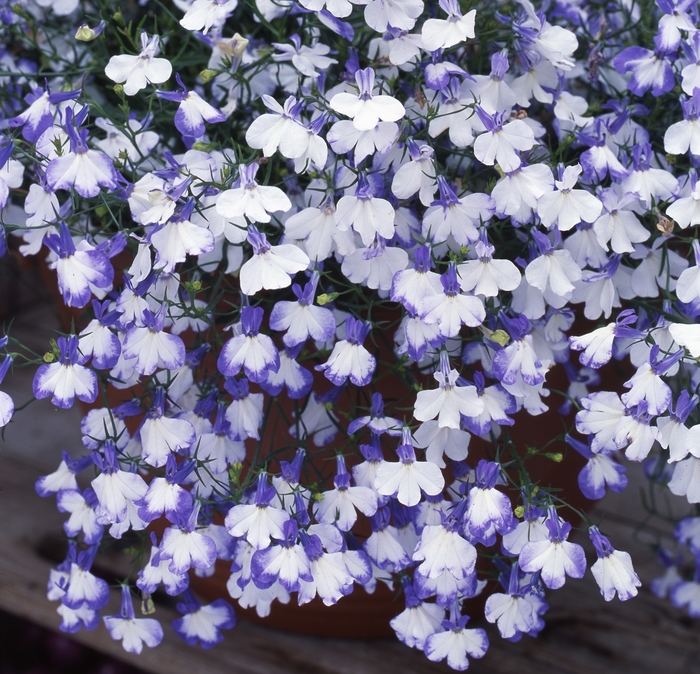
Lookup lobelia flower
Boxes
[251,520,313,593]
[492,162,555,224]
[421,263,486,339]
[316,316,376,387]
[225,474,291,550]
[668,455,700,503]
[473,107,536,173]
[650,549,684,600]
[621,345,683,416]
[172,591,236,648]
[33,335,98,409]
[297,531,354,606]
[218,305,280,383]
[283,192,356,262]
[103,586,164,654]
[569,309,642,369]
[315,455,377,527]
[95,116,159,161]
[224,377,264,441]
[138,388,196,468]
[525,229,582,303]
[518,507,586,589]
[246,95,310,160]
[413,501,476,580]
[374,427,445,507]
[536,164,603,231]
[137,533,190,597]
[105,32,172,96]
[390,578,444,650]
[391,139,438,207]
[414,351,485,429]
[156,74,226,142]
[593,185,652,253]
[612,401,660,462]
[90,443,148,527]
[156,501,218,575]
[421,0,476,51]
[8,84,81,143]
[363,506,411,572]
[620,144,679,210]
[43,222,114,309]
[57,603,100,634]
[589,526,641,601]
[135,454,194,524]
[501,502,548,556]
[0,352,14,427]
[670,558,700,617]
[237,226,310,296]
[667,170,700,229]
[329,67,405,131]
[341,237,410,296]
[61,545,110,612]
[269,272,336,348]
[665,88,700,156]
[660,391,699,463]
[272,35,337,78]
[57,487,104,544]
[457,233,521,299]
[422,176,494,247]
[78,300,122,370]
[390,244,442,316]
[260,343,314,400]
[347,434,384,491]
[464,461,514,540]
[613,35,675,97]
[36,452,93,498]
[122,306,186,377]
[269,450,310,514]
[567,435,627,500]
[0,142,23,210]
[150,199,215,274]
[414,563,480,612]
[493,313,547,388]
[45,107,120,199]
[424,609,488,670]
[485,563,539,639]
[348,392,402,437]
[462,371,516,437]
[334,172,396,246]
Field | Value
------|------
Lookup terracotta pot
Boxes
[190,562,402,638]
[186,343,606,638]
[41,258,617,639]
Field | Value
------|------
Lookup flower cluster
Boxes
[2,0,700,666]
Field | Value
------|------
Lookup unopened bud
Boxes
[481,327,509,347]
[317,292,338,306]
[229,462,243,484]
[199,69,217,84]
[75,21,104,41]
[229,33,249,57]
[141,592,156,615]
[191,141,216,152]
